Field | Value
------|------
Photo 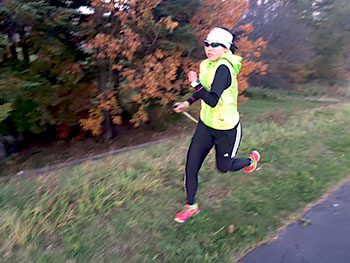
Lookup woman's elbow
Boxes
[209,101,219,107]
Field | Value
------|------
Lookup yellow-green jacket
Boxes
[199,50,242,130]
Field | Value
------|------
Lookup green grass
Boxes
[239,97,326,119]
[1,101,350,263]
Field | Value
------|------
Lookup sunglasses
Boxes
[204,40,225,48]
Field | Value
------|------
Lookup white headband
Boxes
[206,28,233,49]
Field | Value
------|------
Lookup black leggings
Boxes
[185,120,250,205]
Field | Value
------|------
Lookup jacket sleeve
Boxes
[191,65,232,107]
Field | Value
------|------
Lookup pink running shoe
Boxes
[244,151,260,173]
[174,203,200,223]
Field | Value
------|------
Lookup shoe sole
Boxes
[174,210,200,223]
[252,151,260,162]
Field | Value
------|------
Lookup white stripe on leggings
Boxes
[231,122,241,158]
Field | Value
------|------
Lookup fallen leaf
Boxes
[228,224,235,234]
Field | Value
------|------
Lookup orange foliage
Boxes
[81,0,267,135]
[123,49,184,127]
[191,0,250,39]
[81,0,183,133]
[159,16,179,32]
[79,90,122,135]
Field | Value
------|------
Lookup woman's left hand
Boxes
[173,101,189,113]
[188,71,198,83]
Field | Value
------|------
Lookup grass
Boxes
[239,97,325,118]
[1,99,350,263]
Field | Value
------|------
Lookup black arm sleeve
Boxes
[191,65,232,107]
[186,92,200,105]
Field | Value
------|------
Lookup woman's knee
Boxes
[216,163,229,173]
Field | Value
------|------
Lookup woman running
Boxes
[173,27,260,223]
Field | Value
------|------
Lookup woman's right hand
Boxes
[173,101,189,113]
[188,71,198,83]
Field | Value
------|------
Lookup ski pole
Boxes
[182,111,198,124]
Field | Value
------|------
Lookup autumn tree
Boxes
[1,0,267,141]
[80,0,194,137]
[81,0,267,138]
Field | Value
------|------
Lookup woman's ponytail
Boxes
[230,33,238,54]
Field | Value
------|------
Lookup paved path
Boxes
[239,180,350,263]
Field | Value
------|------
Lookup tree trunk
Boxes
[19,32,30,63]
[22,44,30,63]
[10,43,17,60]
[94,8,113,140]
[113,68,120,101]
[1,46,8,61]
[97,57,113,140]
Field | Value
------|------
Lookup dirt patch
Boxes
[1,121,196,177]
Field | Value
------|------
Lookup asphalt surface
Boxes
[239,180,350,263]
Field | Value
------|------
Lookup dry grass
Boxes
[1,102,349,262]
